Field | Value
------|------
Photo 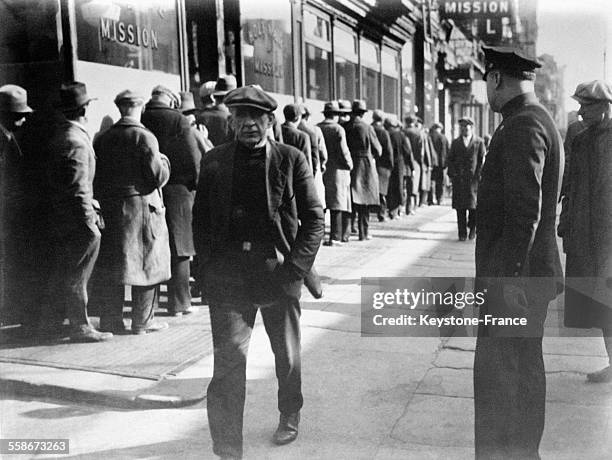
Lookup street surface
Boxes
[1,204,611,459]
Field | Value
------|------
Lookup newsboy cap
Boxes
[351,99,368,113]
[458,116,475,126]
[571,80,612,105]
[322,101,340,114]
[114,89,145,105]
[57,81,96,111]
[151,85,179,106]
[384,116,400,129]
[482,45,541,81]
[0,84,33,113]
[224,85,278,112]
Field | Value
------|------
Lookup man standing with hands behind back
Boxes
[474,46,564,459]
[193,85,324,460]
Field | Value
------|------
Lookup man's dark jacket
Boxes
[298,119,319,173]
[196,104,232,147]
[281,122,312,172]
[476,92,564,296]
[142,100,201,257]
[192,140,324,301]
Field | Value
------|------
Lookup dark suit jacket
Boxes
[196,104,232,146]
[193,140,324,301]
[298,119,319,172]
[282,122,312,172]
[142,101,201,256]
[476,93,564,299]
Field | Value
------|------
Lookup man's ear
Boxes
[266,113,274,129]
[494,71,503,89]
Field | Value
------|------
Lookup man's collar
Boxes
[500,92,539,119]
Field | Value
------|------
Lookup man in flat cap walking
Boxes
[474,46,564,459]
[193,85,324,460]
[559,80,612,383]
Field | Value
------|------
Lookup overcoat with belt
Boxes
[448,135,486,210]
[93,117,171,286]
[142,101,201,258]
[372,122,393,195]
[192,140,324,302]
[318,119,352,212]
[560,118,612,329]
[345,117,381,205]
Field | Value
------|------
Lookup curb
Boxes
[0,377,206,410]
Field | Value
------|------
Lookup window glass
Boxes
[0,0,61,63]
[382,47,399,114]
[306,43,331,100]
[360,38,380,110]
[242,0,293,95]
[401,40,415,116]
[334,26,357,58]
[75,0,179,74]
[304,10,330,43]
[335,56,358,102]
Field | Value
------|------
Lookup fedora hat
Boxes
[213,75,238,96]
[0,84,33,113]
[179,91,198,114]
[322,101,340,114]
[351,99,368,113]
[57,82,96,111]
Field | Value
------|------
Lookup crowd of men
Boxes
[1,42,612,460]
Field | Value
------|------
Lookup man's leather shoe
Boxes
[468,228,476,240]
[69,325,113,343]
[171,306,200,317]
[132,321,169,335]
[272,412,299,445]
[99,318,129,334]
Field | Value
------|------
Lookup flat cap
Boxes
[0,84,33,113]
[482,45,541,80]
[571,80,612,104]
[384,116,400,129]
[372,109,385,122]
[114,89,145,105]
[431,122,443,130]
[322,101,340,114]
[337,99,352,113]
[283,103,302,121]
[152,85,180,106]
[351,99,368,113]
[458,116,475,126]
[224,85,278,112]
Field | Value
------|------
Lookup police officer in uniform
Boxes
[474,46,564,459]
[193,85,324,459]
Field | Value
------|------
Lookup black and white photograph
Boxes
[1,0,611,458]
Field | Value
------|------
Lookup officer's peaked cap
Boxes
[482,45,541,80]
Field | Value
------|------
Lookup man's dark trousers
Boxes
[47,228,100,328]
[474,291,549,460]
[330,210,350,241]
[207,296,302,459]
[168,256,191,313]
[456,209,476,238]
[99,284,160,331]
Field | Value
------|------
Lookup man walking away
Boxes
[371,109,393,222]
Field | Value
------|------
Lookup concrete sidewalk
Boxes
[2,204,612,459]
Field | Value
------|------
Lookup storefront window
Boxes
[360,38,380,110]
[334,25,358,101]
[0,0,61,63]
[401,41,415,117]
[382,47,399,114]
[305,43,331,100]
[75,0,179,74]
[304,9,331,101]
[242,0,293,95]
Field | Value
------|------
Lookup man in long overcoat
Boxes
[403,116,422,214]
[193,85,324,459]
[45,82,111,342]
[319,101,353,245]
[448,117,485,240]
[474,46,564,459]
[385,117,413,219]
[345,100,381,240]
[559,80,612,383]
[142,85,201,316]
[372,110,393,221]
[94,90,172,335]
[429,122,449,205]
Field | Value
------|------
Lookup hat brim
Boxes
[56,97,97,111]
[226,102,274,112]
[13,106,33,113]
[213,90,229,96]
